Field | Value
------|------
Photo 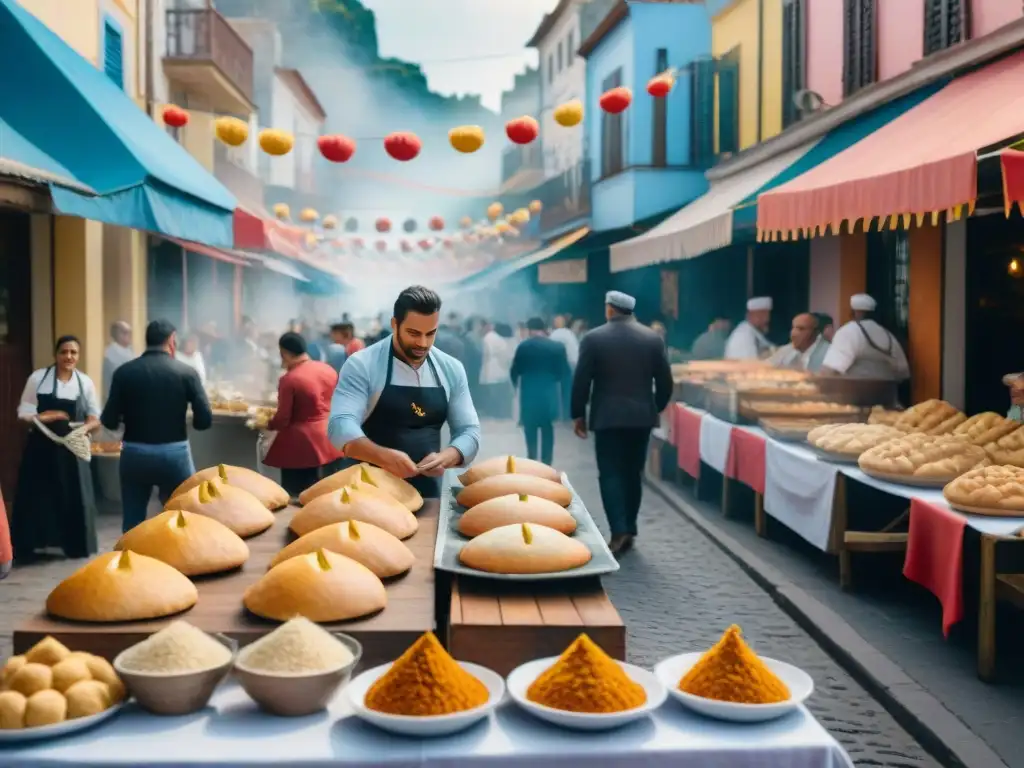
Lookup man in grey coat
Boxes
[571,291,673,555]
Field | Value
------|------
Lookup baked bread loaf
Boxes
[982,424,1024,467]
[458,455,561,486]
[298,463,423,512]
[46,551,198,622]
[925,411,967,436]
[270,520,414,578]
[165,479,275,539]
[867,406,903,427]
[458,493,577,537]
[456,474,572,509]
[943,465,1024,512]
[808,423,904,457]
[893,399,959,433]
[170,464,288,510]
[459,523,591,574]
[243,548,386,622]
[953,412,1021,446]
[116,509,249,576]
[290,483,418,539]
[858,433,988,479]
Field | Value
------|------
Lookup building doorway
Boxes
[0,210,33,498]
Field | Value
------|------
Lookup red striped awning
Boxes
[757,51,1024,239]
[167,237,249,266]
[232,208,307,260]
[1001,148,1024,215]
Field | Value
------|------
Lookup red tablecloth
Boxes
[726,428,767,494]
[0,487,11,568]
[903,498,966,636]
[673,404,702,479]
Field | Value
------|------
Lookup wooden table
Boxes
[448,575,625,676]
[14,502,440,667]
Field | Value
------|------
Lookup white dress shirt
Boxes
[102,342,135,396]
[18,367,102,421]
[176,350,208,384]
[724,321,774,360]
[549,327,580,368]
[822,319,910,380]
[480,331,513,385]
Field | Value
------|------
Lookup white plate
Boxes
[506,657,666,731]
[347,661,504,737]
[0,701,125,743]
[655,652,813,723]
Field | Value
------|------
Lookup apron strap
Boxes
[855,321,894,356]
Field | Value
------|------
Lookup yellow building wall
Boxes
[53,217,105,383]
[18,0,101,63]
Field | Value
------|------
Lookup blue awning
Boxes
[452,226,591,293]
[0,0,238,246]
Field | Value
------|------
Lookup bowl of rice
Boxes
[113,621,236,715]
[233,618,362,716]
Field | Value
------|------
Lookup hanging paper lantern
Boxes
[495,222,512,234]
[443,238,455,249]
[300,208,319,223]
[647,73,675,98]
[384,131,422,161]
[318,134,356,163]
[419,239,433,251]
[344,217,359,233]
[401,218,417,233]
[510,208,530,225]
[331,238,345,250]
[529,199,543,214]
[376,217,392,233]
[260,129,295,156]
[272,203,291,221]
[215,116,249,147]
[459,216,473,229]
[400,240,414,253]
[304,232,319,249]
[322,215,338,230]
[351,237,364,249]
[600,86,633,114]
[505,115,540,145]
[486,202,504,221]
[375,240,388,252]
[429,216,444,231]
[162,105,189,128]
[449,125,485,154]
[553,99,583,127]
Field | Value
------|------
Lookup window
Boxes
[690,52,739,168]
[103,18,124,90]
[717,49,740,156]
[781,0,806,128]
[843,0,876,96]
[924,0,969,55]
[652,48,668,167]
[557,41,564,72]
[567,31,574,61]
[600,69,624,177]
[548,54,554,84]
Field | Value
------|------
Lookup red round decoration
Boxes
[376,240,389,252]
[352,238,364,249]
[419,239,433,251]
[505,116,539,145]
[162,105,189,128]
[318,134,356,163]
[443,238,454,249]
[646,75,673,98]
[375,217,392,233]
[600,86,633,114]
[400,240,413,253]
[429,216,444,231]
[383,132,422,162]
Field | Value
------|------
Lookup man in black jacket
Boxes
[102,319,212,532]
[571,291,673,554]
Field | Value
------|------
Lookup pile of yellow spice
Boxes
[679,625,790,704]
[526,633,646,713]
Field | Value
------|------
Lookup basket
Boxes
[33,419,92,462]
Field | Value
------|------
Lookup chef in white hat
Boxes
[819,294,910,379]
[724,297,775,360]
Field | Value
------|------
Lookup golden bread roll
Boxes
[458,493,577,537]
[270,519,414,578]
[1,656,26,689]
[50,657,91,693]
[943,465,1024,512]
[169,464,288,510]
[0,690,26,729]
[165,479,274,539]
[857,433,987,479]
[243,548,387,622]
[116,509,249,576]
[46,550,198,623]
[458,455,561,486]
[459,523,591,574]
[65,679,111,719]
[290,484,418,539]
[81,656,124,703]
[24,689,66,727]
[298,463,423,512]
[8,664,52,696]
[456,474,572,509]
[24,637,70,667]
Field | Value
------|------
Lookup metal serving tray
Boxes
[433,470,621,581]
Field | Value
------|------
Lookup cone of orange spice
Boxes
[364,632,489,716]
[679,625,789,704]
[526,633,646,713]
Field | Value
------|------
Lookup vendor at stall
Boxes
[768,313,830,372]
[819,294,910,380]
[328,285,481,498]
[724,297,775,360]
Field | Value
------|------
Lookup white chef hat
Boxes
[746,297,773,311]
[850,293,877,312]
[605,290,636,311]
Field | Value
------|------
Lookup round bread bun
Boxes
[24,637,70,667]
[298,463,423,512]
[458,455,561,486]
[290,484,418,539]
[24,689,66,728]
[456,474,572,509]
[0,690,27,729]
[116,509,249,576]
[169,464,289,510]
[458,494,577,537]
[270,519,414,578]
[165,479,275,539]
[65,679,111,719]
[46,551,198,623]
[243,548,387,622]
[459,523,592,574]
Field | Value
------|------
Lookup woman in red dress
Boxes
[262,332,343,500]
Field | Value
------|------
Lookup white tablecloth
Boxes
[763,442,838,551]
[0,683,853,768]
[699,414,734,474]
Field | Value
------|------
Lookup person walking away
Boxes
[325,323,350,374]
[725,298,775,359]
[690,317,731,360]
[175,332,208,384]
[102,320,213,533]
[549,315,579,420]
[12,335,103,561]
[480,321,514,418]
[572,292,672,555]
[511,318,571,465]
[262,332,343,500]
[102,321,134,401]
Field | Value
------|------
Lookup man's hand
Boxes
[416,447,462,477]
[573,418,588,439]
[378,448,419,479]
[37,411,69,424]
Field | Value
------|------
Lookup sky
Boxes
[360,0,559,112]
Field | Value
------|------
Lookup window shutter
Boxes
[717,53,740,156]
[652,48,668,166]
[924,0,968,56]
[689,58,715,168]
[858,0,876,88]
[781,0,805,128]
[104,21,124,90]
[843,0,876,96]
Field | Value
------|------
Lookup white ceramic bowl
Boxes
[506,657,666,731]
[654,652,814,723]
[347,661,504,736]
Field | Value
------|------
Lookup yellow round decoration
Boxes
[486,202,504,222]
[260,129,295,156]
[529,200,543,214]
[272,203,291,221]
[510,208,530,225]
[322,215,338,230]
[304,232,319,248]
[215,117,249,147]
[449,125,485,154]
[554,99,584,127]
[495,222,512,234]
[300,208,319,223]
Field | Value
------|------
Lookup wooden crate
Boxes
[448,575,625,676]
[13,502,440,667]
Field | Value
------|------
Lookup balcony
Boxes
[538,160,591,235]
[214,143,263,212]
[164,8,254,115]
[500,143,545,193]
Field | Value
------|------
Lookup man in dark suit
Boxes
[571,291,673,554]
[510,317,571,465]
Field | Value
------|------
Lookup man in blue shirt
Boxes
[328,286,481,498]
